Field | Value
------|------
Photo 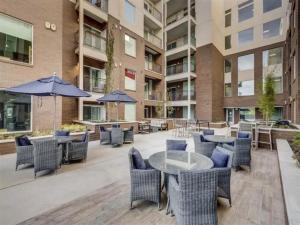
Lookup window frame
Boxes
[263,0,282,13]
[238,0,254,23]
[124,0,136,25]
[225,9,231,28]
[224,59,232,97]
[238,27,254,46]
[225,35,231,50]
[124,34,136,58]
[237,54,255,96]
[125,68,136,91]
[262,18,282,39]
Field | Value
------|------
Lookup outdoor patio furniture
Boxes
[192,133,216,157]
[128,148,161,209]
[33,139,62,178]
[256,124,273,150]
[112,124,120,128]
[203,129,214,136]
[124,126,134,143]
[111,128,124,147]
[168,169,218,225]
[150,119,168,131]
[213,146,233,206]
[223,137,252,171]
[55,130,70,137]
[166,139,187,151]
[15,136,34,170]
[204,135,236,146]
[68,132,89,162]
[99,126,111,145]
[55,136,76,163]
[138,122,151,134]
[238,122,253,133]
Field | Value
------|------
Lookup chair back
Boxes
[193,133,216,157]
[112,124,120,128]
[203,129,214,136]
[215,146,233,168]
[111,128,124,145]
[235,138,251,151]
[100,126,106,132]
[128,148,135,170]
[166,139,187,151]
[55,130,70,137]
[238,122,252,132]
[82,131,89,143]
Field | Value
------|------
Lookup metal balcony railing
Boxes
[85,0,108,12]
[166,62,195,76]
[145,60,162,74]
[167,36,196,51]
[144,92,162,101]
[144,0,162,22]
[83,77,106,93]
[84,29,106,52]
[167,91,196,101]
[144,31,162,48]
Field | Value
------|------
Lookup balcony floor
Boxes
[0,129,287,225]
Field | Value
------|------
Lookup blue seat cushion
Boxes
[55,130,70,137]
[211,148,229,168]
[238,131,250,139]
[17,136,32,146]
[131,148,147,169]
[200,135,207,142]
[169,143,187,151]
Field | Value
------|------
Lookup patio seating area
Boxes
[0,128,287,225]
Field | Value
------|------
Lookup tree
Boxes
[258,74,275,124]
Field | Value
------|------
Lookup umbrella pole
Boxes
[53,95,56,136]
[117,102,119,125]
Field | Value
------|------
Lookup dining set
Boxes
[15,130,89,177]
[100,125,134,147]
[128,128,252,225]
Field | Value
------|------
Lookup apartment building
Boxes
[0,0,164,133]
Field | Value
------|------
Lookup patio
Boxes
[0,129,286,225]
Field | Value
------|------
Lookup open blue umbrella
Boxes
[97,90,137,122]
[6,73,90,132]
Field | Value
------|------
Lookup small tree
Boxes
[258,74,275,124]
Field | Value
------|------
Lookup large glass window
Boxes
[125,103,136,121]
[238,0,254,22]
[271,107,283,120]
[238,28,254,45]
[263,18,282,39]
[238,54,254,96]
[225,9,231,27]
[263,47,283,93]
[239,108,255,121]
[83,66,106,93]
[225,35,231,50]
[125,68,136,91]
[83,105,106,122]
[125,0,136,25]
[263,0,282,13]
[0,91,31,132]
[224,59,232,97]
[0,13,32,64]
[124,34,136,57]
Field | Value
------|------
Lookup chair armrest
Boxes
[16,145,34,153]
[223,144,235,151]
[131,168,161,182]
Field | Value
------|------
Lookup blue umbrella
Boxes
[6,73,90,132]
[97,90,137,122]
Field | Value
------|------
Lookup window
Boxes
[294,101,297,122]
[225,35,231,50]
[263,18,282,39]
[263,47,283,93]
[125,68,136,91]
[125,103,136,121]
[239,108,255,121]
[263,0,282,13]
[224,59,232,97]
[238,0,254,22]
[0,13,32,64]
[125,0,136,25]
[83,66,106,93]
[294,54,297,80]
[238,54,254,96]
[0,91,31,132]
[225,9,231,27]
[83,105,106,122]
[124,34,136,57]
[238,28,254,45]
[271,107,283,120]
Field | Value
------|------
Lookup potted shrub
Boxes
[292,133,300,167]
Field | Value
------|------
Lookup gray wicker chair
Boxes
[111,128,124,147]
[99,126,111,145]
[168,169,218,225]
[128,148,161,209]
[192,133,216,157]
[223,137,251,170]
[33,139,62,178]
[68,132,89,162]
[15,137,34,170]
[203,129,214,136]
[166,139,187,151]
[124,126,134,143]
[213,146,233,206]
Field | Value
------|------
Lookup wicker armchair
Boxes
[111,128,124,147]
[124,126,134,143]
[33,139,62,178]
[168,169,218,225]
[15,137,34,171]
[192,133,216,157]
[223,137,251,171]
[128,148,161,209]
[213,146,234,206]
[99,126,111,145]
[203,129,214,136]
[68,132,89,162]
[166,139,187,151]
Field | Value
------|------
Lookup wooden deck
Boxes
[19,149,287,225]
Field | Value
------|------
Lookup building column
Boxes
[78,0,84,121]
[187,0,191,119]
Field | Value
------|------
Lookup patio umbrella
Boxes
[97,90,137,122]
[6,73,90,133]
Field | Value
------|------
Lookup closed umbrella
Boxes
[97,90,137,122]
[6,73,90,133]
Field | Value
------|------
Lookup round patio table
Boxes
[148,151,213,175]
[204,135,236,145]
[55,136,76,163]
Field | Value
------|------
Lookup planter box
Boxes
[276,139,300,225]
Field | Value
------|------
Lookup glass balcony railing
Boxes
[85,0,108,13]
[145,60,162,74]
[144,31,162,48]
[167,36,196,51]
[167,91,196,101]
[144,92,162,101]
[84,28,106,52]
[144,0,162,22]
[83,68,106,93]
[166,62,195,76]
[166,6,195,26]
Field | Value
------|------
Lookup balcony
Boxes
[144,0,162,23]
[83,67,106,94]
[76,0,108,22]
[144,31,162,48]
[145,60,162,74]
[85,0,108,12]
[144,92,162,101]
[166,62,195,76]
[167,91,196,101]
[167,36,196,51]
[166,7,195,31]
